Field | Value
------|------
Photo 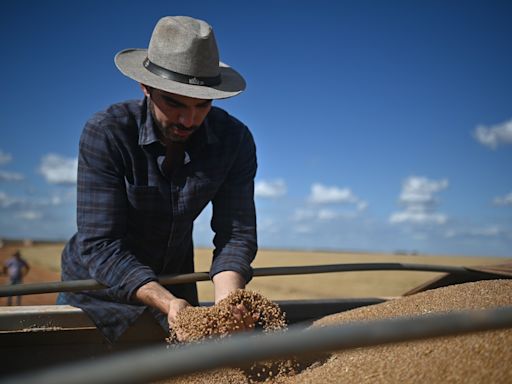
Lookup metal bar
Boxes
[2,305,511,384]
[252,263,473,276]
[0,263,485,297]
[0,299,392,332]
[0,279,107,297]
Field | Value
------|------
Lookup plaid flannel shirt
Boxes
[59,98,257,342]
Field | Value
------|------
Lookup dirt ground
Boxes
[0,244,60,306]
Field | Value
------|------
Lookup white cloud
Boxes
[0,170,24,181]
[390,176,448,225]
[292,208,317,222]
[294,225,313,234]
[309,183,357,204]
[399,177,448,206]
[292,206,360,223]
[50,195,63,205]
[473,118,512,149]
[356,201,368,211]
[390,210,447,225]
[36,193,70,207]
[0,191,24,208]
[445,226,508,239]
[494,192,512,206]
[308,183,367,210]
[257,218,281,234]
[255,179,287,198]
[289,184,368,224]
[15,211,42,221]
[39,154,78,185]
[318,208,338,220]
[0,150,12,165]
[0,189,72,211]
[293,208,323,221]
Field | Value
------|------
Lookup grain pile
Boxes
[275,279,512,384]
[162,280,512,384]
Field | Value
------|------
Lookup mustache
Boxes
[170,124,198,132]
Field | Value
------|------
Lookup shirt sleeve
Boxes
[209,125,258,283]
[76,117,157,303]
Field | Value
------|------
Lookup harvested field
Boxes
[1,243,509,305]
[195,249,510,301]
[162,280,512,384]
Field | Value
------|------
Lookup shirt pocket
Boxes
[125,179,169,215]
[124,179,171,239]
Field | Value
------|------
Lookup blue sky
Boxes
[1,1,511,257]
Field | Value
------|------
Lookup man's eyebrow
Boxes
[161,94,212,107]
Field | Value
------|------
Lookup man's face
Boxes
[142,85,212,143]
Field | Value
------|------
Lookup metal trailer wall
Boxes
[1,306,512,384]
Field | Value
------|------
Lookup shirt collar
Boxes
[138,97,160,146]
[138,97,219,148]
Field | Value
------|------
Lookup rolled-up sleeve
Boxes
[210,126,258,283]
[77,118,157,302]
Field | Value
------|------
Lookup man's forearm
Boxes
[135,281,192,329]
[212,270,246,303]
[133,281,177,314]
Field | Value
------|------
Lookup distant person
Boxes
[3,250,30,305]
[58,16,258,343]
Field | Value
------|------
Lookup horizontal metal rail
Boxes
[0,263,493,297]
[2,305,511,384]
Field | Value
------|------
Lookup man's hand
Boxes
[230,303,259,332]
[134,281,191,340]
[167,297,191,341]
[168,297,191,322]
[212,271,259,334]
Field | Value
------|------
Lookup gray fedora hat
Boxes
[115,16,246,99]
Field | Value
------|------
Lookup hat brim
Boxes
[115,49,246,100]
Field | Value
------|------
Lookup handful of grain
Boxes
[168,289,287,343]
[166,290,299,383]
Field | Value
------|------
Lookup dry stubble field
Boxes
[1,243,509,305]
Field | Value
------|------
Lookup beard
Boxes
[149,99,198,143]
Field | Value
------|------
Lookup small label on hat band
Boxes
[143,58,221,87]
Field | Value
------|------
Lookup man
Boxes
[58,16,258,343]
[3,250,30,305]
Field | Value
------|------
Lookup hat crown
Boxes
[148,16,220,78]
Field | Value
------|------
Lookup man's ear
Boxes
[140,83,151,97]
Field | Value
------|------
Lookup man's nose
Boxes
[178,109,196,128]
